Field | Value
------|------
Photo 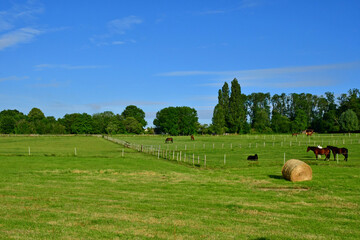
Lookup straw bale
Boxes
[282,159,312,182]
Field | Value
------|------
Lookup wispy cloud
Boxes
[239,0,261,9]
[0,75,29,82]
[0,27,42,50]
[34,64,109,70]
[107,16,142,34]
[30,81,62,88]
[158,62,360,89]
[90,16,142,46]
[112,41,125,45]
[197,0,261,15]
[158,62,360,77]
[0,1,44,50]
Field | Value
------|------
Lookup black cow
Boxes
[247,154,258,161]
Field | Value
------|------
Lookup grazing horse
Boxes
[292,133,299,136]
[165,137,173,143]
[191,135,195,141]
[247,154,258,161]
[327,146,348,161]
[305,129,314,136]
[307,146,330,160]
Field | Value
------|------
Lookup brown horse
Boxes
[292,133,299,136]
[307,146,330,160]
[165,137,173,143]
[305,130,314,136]
[305,129,314,136]
[327,146,348,161]
[191,135,195,141]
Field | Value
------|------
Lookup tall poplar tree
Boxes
[221,82,230,126]
[228,78,247,133]
[212,89,226,134]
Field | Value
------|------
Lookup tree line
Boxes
[212,78,360,134]
[1,81,359,135]
[0,105,200,135]
[0,105,148,135]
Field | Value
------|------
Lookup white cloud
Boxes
[239,0,261,9]
[197,0,261,15]
[0,75,29,82]
[157,62,359,77]
[0,27,42,50]
[107,16,142,34]
[158,62,360,89]
[90,16,142,46]
[112,41,125,45]
[34,64,108,70]
[0,1,45,50]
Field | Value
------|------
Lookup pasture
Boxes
[0,134,359,239]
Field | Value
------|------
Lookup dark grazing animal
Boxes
[305,131,314,136]
[307,146,330,160]
[165,137,173,143]
[327,146,348,161]
[191,135,195,141]
[247,154,258,161]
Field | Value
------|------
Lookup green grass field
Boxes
[0,135,359,239]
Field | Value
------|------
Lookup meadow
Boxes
[0,134,359,239]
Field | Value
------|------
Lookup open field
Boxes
[0,135,359,239]
[113,133,360,168]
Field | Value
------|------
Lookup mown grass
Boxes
[0,135,359,239]
[114,133,360,168]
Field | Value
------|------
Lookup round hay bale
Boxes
[282,159,312,182]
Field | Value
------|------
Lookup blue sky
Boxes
[1,0,359,126]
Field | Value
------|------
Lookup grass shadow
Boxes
[268,174,284,180]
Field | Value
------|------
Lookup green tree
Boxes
[59,114,79,133]
[42,116,66,134]
[271,112,291,133]
[59,113,94,134]
[28,108,45,122]
[291,109,308,132]
[177,107,198,135]
[271,93,290,117]
[248,92,271,133]
[339,109,359,132]
[153,106,198,135]
[121,105,147,128]
[221,82,230,125]
[15,119,35,134]
[92,111,115,133]
[252,109,271,133]
[0,110,26,133]
[71,113,94,134]
[212,90,226,134]
[123,117,143,134]
[106,115,125,134]
[338,89,360,122]
[289,93,314,124]
[0,116,16,134]
[154,107,179,135]
[228,78,247,133]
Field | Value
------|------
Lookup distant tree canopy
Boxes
[0,105,148,135]
[212,80,360,134]
[153,106,198,135]
[1,86,359,135]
